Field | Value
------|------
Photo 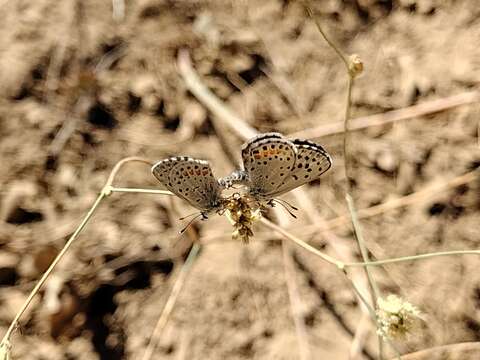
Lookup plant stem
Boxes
[105,156,154,187]
[260,217,480,268]
[344,249,480,267]
[303,3,349,69]
[302,4,384,356]
[345,274,401,359]
[347,195,381,295]
[347,193,384,359]
[259,218,344,269]
[1,190,107,345]
[0,156,161,346]
[343,76,354,190]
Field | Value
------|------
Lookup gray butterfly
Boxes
[151,157,224,222]
[219,132,332,206]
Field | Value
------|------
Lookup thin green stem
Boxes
[264,215,480,358]
[343,76,354,191]
[1,190,107,345]
[302,5,384,356]
[346,195,381,297]
[0,156,165,347]
[259,218,480,269]
[347,194,384,359]
[105,157,154,187]
[340,67,378,305]
[345,274,401,359]
[345,249,480,267]
[259,218,345,269]
[304,2,349,70]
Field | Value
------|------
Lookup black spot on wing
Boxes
[241,132,284,154]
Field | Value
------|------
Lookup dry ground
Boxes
[0,0,479,359]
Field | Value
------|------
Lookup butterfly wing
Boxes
[268,139,332,197]
[152,157,221,211]
[241,133,297,199]
[151,157,179,188]
[241,132,284,155]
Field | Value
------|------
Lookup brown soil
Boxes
[0,0,479,359]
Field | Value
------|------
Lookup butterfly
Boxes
[219,132,332,205]
[151,157,224,223]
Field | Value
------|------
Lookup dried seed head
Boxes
[348,54,364,78]
[224,193,262,243]
[376,294,424,340]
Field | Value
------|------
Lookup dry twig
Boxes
[304,168,479,236]
[141,243,201,360]
[392,341,480,360]
[290,90,480,139]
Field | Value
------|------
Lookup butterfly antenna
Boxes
[273,198,299,211]
[272,199,297,219]
[179,211,201,221]
[179,213,203,233]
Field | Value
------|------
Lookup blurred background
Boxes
[0,0,479,359]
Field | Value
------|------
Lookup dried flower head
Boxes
[348,54,364,78]
[223,193,262,243]
[376,294,423,340]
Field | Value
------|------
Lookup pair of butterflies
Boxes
[151,133,332,218]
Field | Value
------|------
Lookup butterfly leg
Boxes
[266,199,276,208]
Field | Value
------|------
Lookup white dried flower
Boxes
[348,54,364,78]
[376,294,423,340]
